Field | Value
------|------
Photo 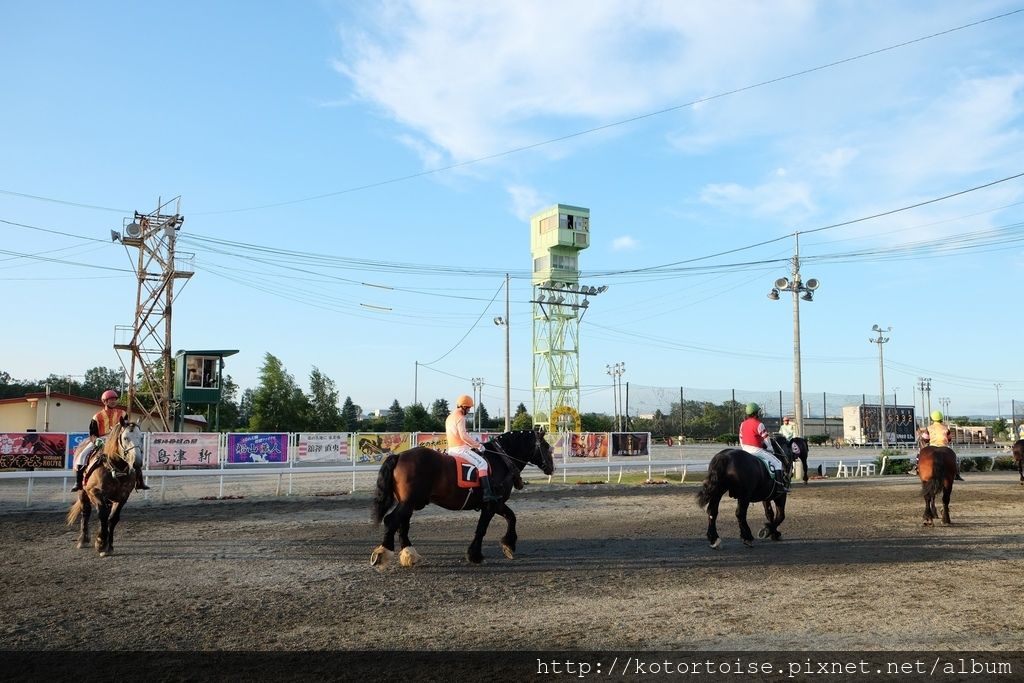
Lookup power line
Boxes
[2,9,1019,216]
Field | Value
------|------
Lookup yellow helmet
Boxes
[456,394,474,408]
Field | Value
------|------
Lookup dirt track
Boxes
[2,472,1022,651]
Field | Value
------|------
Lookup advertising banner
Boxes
[226,433,288,464]
[353,432,412,463]
[67,432,89,468]
[610,432,650,456]
[148,433,221,468]
[296,432,351,463]
[0,432,67,469]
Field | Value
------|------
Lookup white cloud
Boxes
[611,235,639,251]
[333,0,815,162]
[700,179,814,217]
[506,184,546,222]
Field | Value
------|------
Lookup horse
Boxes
[370,429,554,568]
[917,445,957,526]
[783,435,811,484]
[1013,439,1024,486]
[695,435,792,549]
[66,422,144,557]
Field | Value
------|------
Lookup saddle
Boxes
[449,448,517,492]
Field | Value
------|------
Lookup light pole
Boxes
[869,325,891,449]
[767,232,819,438]
[493,274,511,432]
[471,377,484,431]
[917,377,931,429]
[995,383,1003,422]
[606,362,625,431]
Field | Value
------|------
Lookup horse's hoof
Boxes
[743,538,754,547]
[500,543,515,560]
[758,527,769,539]
[76,541,87,550]
[771,532,782,541]
[99,550,111,557]
[466,551,484,564]
[370,545,392,569]
[710,538,721,550]
[399,547,422,567]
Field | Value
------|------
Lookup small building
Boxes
[1,392,205,434]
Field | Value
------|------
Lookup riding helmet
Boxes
[457,394,474,408]
[101,389,120,401]
[745,402,760,416]
[931,410,944,422]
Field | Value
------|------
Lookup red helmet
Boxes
[101,389,119,402]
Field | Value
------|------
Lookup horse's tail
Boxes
[923,452,948,499]
[696,453,727,508]
[66,498,83,526]
[371,452,400,525]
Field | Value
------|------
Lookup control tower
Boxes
[530,204,602,432]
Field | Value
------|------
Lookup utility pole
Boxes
[471,377,484,431]
[767,232,820,438]
[112,198,193,430]
[917,377,931,430]
[869,325,891,449]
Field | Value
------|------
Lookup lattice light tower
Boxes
[112,197,193,431]
[530,204,605,432]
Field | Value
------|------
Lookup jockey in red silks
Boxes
[739,402,789,491]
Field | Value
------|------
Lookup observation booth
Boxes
[173,349,238,431]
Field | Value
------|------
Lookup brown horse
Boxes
[917,445,956,526]
[370,429,554,567]
[1012,439,1024,486]
[66,422,144,556]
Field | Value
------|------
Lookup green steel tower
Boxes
[530,204,604,432]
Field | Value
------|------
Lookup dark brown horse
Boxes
[1012,439,1024,486]
[696,435,792,549]
[66,422,144,556]
[918,445,957,526]
[370,429,554,567]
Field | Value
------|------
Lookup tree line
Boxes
[3,354,761,439]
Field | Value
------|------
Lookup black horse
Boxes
[696,435,792,549]
[1011,439,1023,486]
[370,429,554,567]
[784,435,811,484]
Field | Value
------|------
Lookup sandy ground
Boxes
[1,471,1022,652]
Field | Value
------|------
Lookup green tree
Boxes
[580,412,614,432]
[403,403,441,431]
[308,367,343,431]
[341,396,360,431]
[386,399,405,431]
[511,402,533,431]
[249,353,310,431]
[82,366,124,398]
[476,402,490,428]
[430,398,450,424]
[238,388,255,430]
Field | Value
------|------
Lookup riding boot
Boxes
[134,465,150,490]
[71,465,84,492]
[479,475,501,503]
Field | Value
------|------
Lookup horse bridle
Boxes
[488,431,545,468]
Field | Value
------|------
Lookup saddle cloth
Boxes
[451,455,482,489]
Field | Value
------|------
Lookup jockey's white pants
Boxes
[74,441,97,469]
[447,445,490,476]
[740,444,783,474]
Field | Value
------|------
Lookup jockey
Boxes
[71,389,149,492]
[445,394,500,503]
[779,416,796,440]
[926,410,964,481]
[739,402,789,491]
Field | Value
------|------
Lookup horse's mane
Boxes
[102,423,136,468]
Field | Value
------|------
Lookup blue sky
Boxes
[2,1,1023,420]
